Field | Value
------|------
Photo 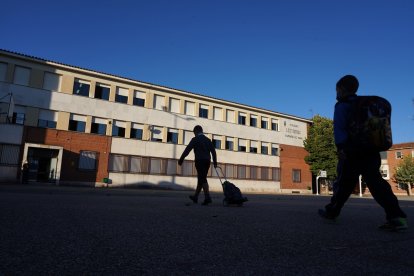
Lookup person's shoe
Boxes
[189,195,198,204]
[318,209,337,221]
[379,217,408,232]
[201,198,212,206]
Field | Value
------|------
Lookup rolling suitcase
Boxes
[215,167,248,206]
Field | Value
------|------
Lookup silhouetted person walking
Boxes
[178,125,217,205]
[319,75,407,231]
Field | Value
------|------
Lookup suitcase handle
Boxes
[214,166,228,184]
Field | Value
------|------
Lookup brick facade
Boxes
[22,127,111,183]
[280,144,312,191]
[387,142,414,194]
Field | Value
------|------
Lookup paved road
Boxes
[1,184,414,275]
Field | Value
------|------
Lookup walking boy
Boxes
[178,125,217,205]
[319,75,407,231]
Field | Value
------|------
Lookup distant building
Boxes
[0,49,313,193]
[383,142,414,195]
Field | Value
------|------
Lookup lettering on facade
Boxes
[285,123,303,140]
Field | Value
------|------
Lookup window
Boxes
[79,151,98,170]
[133,90,146,107]
[271,119,279,131]
[131,123,143,140]
[69,114,86,132]
[185,101,195,116]
[0,62,7,82]
[380,166,389,178]
[150,158,163,174]
[237,165,246,179]
[292,169,301,183]
[225,137,234,151]
[199,104,209,118]
[213,135,222,149]
[91,117,107,135]
[272,168,281,181]
[182,160,194,176]
[169,98,180,113]
[226,110,235,123]
[12,112,25,125]
[271,145,279,156]
[250,167,258,180]
[184,131,193,145]
[225,164,235,178]
[151,126,163,142]
[261,143,269,155]
[43,72,61,91]
[73,79,90,97]
[261,117,268,129]
[250,115,257,127]
[238,113,246,125]
[112,120,126,137]
[261,167,271,180]
[213,107,223,121]
[115,87,129,104]
[154,95,166,110]
[13,66,30,86]
[0,144,20,165]
[250,141,258,153]
[109,154,129,172]
[167,159,178,175]
[94,83,110,100]
[238,139,247,152]
[38,109,57,129]
[167,128,179,144]
[395,151,403,159]
[130,156,142,173]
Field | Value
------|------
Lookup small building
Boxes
[0,49,312,193]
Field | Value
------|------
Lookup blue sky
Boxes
[1,0,413,143]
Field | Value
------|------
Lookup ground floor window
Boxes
[79,151,98,171]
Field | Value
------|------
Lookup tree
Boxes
[303,115,337,180]
[393,156,414,195]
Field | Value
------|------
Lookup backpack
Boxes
[222,181,247,204]
[347,96,392,152]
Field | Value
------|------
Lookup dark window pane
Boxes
[131,128,143,140]
[73,82,90,97]
[250,118,257,127]
[95,86,110,100]
[199,108,208,118]
[213,139,221,149]
[91,123,107,135]
[69,120,85,132]
[167,132,179,144]
[112,126,126,137]
[133,98,145,107]
[115,94,128,104]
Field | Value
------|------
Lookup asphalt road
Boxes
[1,184,414,275]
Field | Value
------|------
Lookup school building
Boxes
[0,49,313,193]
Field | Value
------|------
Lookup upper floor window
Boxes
[238,139,247,152]
[226,110,235,123]
[271,119,279,131]
[94,83,110,100]
[199,104,209,118]
[167,128,179,144]
[13,66,30,86]
[213,135,222,149]
[169,98,180,113]
[185,101,195,116]
[43,72,61,91]
[380,151,387,160]
[250,141,258,153]
[184,130,193,145]
[112,120,126,138]
[151,126,163,142]
[38,109,57,129]
[73,79,90,97]
[0,62,7,82]
[292,169,301,183]
[133,90,146,107]
[213,107,223,121]
[131,123,143,140]
[238,112,246,125]
[261,143,269,155]
[12,105,26,125]
[395,151,403,159]
[225,137,234,151]
[91,117,107,135]
[271,145,279,156]
[115,87,129,104]
[261,117,268,129]
[69,114,86,132]
[250,115,257,127]
[154,95,166,111]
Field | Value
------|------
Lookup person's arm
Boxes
[333,102,349,151]
[178,139,194,165]
[210,141,217,167]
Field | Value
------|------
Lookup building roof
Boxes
[390,142,414,150]
[0,48,312,123]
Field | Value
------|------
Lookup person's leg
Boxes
[323,156,359,218]
[196,160,211,204]
[362,153,407,220]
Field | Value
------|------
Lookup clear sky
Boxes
[1,0,413,143]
